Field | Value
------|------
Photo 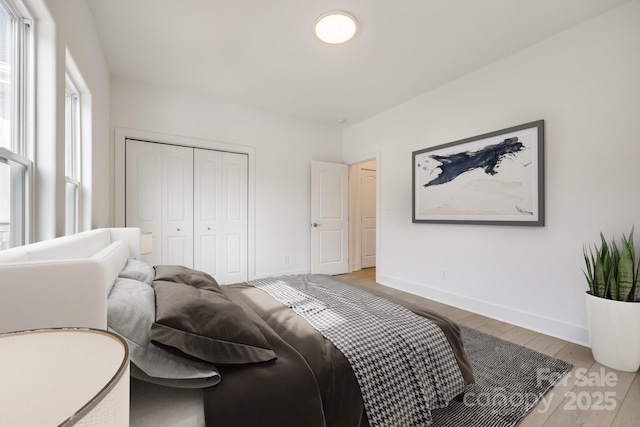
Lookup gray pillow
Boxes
[107,277,221,387]
[118,258,154,285]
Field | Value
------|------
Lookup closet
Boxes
[125,139,248,284]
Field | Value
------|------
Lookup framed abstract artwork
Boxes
[412,120,544,226]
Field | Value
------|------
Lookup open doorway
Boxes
[348,159,376,272]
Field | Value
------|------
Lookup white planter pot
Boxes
[585,292,640,372]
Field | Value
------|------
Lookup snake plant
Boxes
[583,228,640,302]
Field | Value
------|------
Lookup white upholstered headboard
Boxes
[0,228,141,334]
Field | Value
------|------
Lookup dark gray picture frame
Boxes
[412,120,544,226]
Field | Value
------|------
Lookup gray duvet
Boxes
[201,278,474,427]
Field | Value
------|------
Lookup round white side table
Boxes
[0,328,130,426]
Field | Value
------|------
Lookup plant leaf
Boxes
[595,238,607,298]
[610,239,620,300]
[618,233,635,302]
[583,245,595,295]
[629,227,635,264]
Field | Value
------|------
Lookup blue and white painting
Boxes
[413,122,542,224]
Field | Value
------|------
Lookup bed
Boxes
[0,228,474,427]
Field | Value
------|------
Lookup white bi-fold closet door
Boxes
[125,139,248,284]
[193,147,248,283]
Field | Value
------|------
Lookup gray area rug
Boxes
[431,326,573,427]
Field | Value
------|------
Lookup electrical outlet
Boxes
[284,255,290,264]
[440,269,447,280]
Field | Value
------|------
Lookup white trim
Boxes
[378,272,590,347]
[114,127,257,281]
[0,0,30,19]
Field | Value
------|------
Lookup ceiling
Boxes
[87,0,630,128]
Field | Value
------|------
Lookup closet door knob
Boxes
[207,227,211,230]
[177,228,181,232]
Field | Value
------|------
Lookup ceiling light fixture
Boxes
[314,11,358,44]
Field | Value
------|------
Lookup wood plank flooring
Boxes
[337,268,640,427]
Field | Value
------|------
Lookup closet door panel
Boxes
[198,235,217,273]
[222,153,248,283]
[225,234,242,275]
[125,140,163,265]
[162,145,194,267]
[194,149,223,279]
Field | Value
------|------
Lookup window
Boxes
[0,0,32,250]
[65,76,80,235]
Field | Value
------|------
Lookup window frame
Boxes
[64,75,81,235]
[1,0,32,158]
[0,0,33,248]
[64,175,78,235]
[0,146,32,247]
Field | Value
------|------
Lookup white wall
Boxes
[110,78,342,277]
[343,1,640,346]
[27,0,110,240]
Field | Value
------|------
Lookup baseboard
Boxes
[378,273,590,348]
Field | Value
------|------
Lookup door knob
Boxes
[207,227,211,231]
[312,223,322,227]
[177,228,181,232]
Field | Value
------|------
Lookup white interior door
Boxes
[222,152,248,283]
[194,148,223,278]
[360,168,377,268]
[125,140,162,265]
[162,144,194,267]
[311,161,349,275]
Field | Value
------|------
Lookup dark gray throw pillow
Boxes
[153,265,222,293]
[150,280,276,365]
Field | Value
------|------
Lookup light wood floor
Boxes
[337,268,640,427]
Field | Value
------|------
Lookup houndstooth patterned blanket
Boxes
[249,274,465,427]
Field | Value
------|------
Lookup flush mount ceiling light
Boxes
[314,11,358,44]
